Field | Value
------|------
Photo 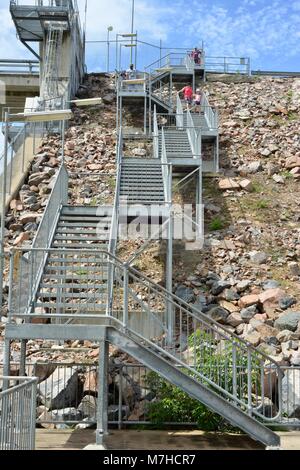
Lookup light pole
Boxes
[130,0,135,66]
[107,26,113,73]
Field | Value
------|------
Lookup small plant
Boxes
[209,217,224,231]
[89,197,99,206]
[288,112,298,121]
[251,181,264,193]
[255,199,269,210]
[76,269,88,276]
[280,170,293,180]
[107,176,116,190]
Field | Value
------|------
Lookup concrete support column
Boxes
[96,330,109,446]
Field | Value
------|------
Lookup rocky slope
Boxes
[173,76,300,365]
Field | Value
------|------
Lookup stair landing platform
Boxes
[36,429,267,451]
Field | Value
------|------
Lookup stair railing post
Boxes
[0,111,9,311]
[232,342,238,402]
[166,163,173,346]
[247,348,253,416]
[123,264,129,328]
[96,330,109,446]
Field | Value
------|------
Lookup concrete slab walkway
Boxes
[35,429,300,451]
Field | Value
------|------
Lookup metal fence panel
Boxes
[0,376,37,450]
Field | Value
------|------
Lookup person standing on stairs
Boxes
[125,64,137,91]
[126,64,136,80]
[178,85,194,109]
[191,88,203,114]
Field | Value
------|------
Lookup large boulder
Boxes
[207,306,230,324]
[175,286,195,303]
[282,369,300,418]
[275,312,300,332]
[211,280,232,296]
[38,368,84,410]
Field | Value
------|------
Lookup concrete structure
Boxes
[0,71,40,114]
[10,0,85,102]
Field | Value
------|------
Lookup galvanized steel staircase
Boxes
[183,112,207,128]
[158,128,193,160]
[35,206,112,317]
[120,158,165,205]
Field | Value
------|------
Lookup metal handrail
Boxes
[11,0,73,9]
[153,106,159,159]
[0,376,37,450]
[161,128,170,203]
[201,92,217,129]
[176,94,184,129]
[0,59,39,75]
[145,51,205,76]
[186,107,201,159]
[108,129,122,257]
[205,56,251,75]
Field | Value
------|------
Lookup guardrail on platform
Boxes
[0,59,39,75]
[6,362,299,429]
[0,376,37,450]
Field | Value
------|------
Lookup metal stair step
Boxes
[54,236,109,242]
[34,302,107,311]
[44,265,109,273]
[40,283,107,290]
[37,292,106,300]
[59,216,111,223]
[56,229,110,235]
[42,274,109,281]
[58,221,111,228]
[52,243,109,249]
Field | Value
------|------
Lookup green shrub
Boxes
[209,217,224,231]
[145,330,262,431]
[146,372,228,431]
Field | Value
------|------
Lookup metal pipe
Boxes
[96,334,109,445]
[130,0,135,65]
[0,111,9,311]
[166,164,173,345]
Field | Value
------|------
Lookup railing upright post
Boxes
[247,348,253,416]
[123,265,129,328]
[166,164,173,346]
[29,378,37,449]
[96,333,109,446]
[232,343,238,401]
[118,366,123,430]
[8,251,15,323]
[22,124,26,173]
[0,111,9,311]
